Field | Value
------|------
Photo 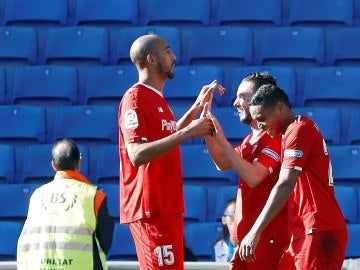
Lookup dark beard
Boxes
[167,71,175,79]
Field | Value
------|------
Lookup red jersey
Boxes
[282,115,346,239]
[118,83,184,223]
[233,131,289,244]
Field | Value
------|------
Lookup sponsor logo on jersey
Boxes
[284,149,303,157]
[124,109,139,129]
[262,148,280,161]
[161,119,177,132]
[158,107,164,113]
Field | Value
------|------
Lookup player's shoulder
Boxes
[292,115,318,132]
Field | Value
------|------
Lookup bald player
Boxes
[118,34,224,270]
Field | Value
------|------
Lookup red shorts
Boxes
[278,229,348,270]
[229,239,288,270]
[128,214,184,270]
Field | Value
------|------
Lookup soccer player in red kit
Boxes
[118,34,224,270]
[204,72,289,269]
[240,84,348,269]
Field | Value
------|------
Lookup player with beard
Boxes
[204,72,289,269]
[118,34,224,270]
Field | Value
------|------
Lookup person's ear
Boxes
[51,160,58,172]
[276,102,285,114]
[221,215,227,225]
[75,160,81,172]
[146,54,158,65]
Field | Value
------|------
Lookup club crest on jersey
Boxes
[124,109,139,129]
[284,149,303,157]
[262,148,280,161]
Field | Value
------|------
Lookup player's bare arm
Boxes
[239,168,299,262]
[126,117,215,166]
[205,111,270,187]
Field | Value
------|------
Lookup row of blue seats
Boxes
[3,25,360,67]
[1,103,360,149]
[1,142,360,215]
[2,220,360,261]
[0,0,360,28]
[0,182,233,224]
[1,187,360,261]
[2,219,360,261]
[1,63,360,110]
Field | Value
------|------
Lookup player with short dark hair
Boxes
[240,84,348,269]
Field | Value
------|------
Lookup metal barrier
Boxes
[0,261,230,270]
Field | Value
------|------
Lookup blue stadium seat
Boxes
[113,26,181,65]
[210,107,251,146]
[164,65,223,108]
[4,0,67,57]
[53,105,118,145]
[215,0,281,27]
[42,26,109,66]
[84,65,137,106]
[301,67,360,143]
[213,185,238,222]
[12,66,78,142]
[75,0,138,55]
[75,0,137,27]
[107,223,137,261]
[184,222,221,261]
[0,27,37,104]
[0,105,46,144]
[3,0,67,26]
[180,144,237,186]
[228,66,297,107]
[355,0,360,25]
[348,109,360,145]
[183,185,207,225]
[0,184,40,221]
[328,145,360,186]
[292,107,341,146]
[0,144,15,184]
[0,26,37,66]
[0,67,5,105]
[0,221,24,261]
[328,27,360,66]
[346,224,360,258]
[94,145,119,184]
[21,144,89,184]
[142,0,210,27]
[98,184,119,220]
[170,106,188,122]
[288,0,353,27]
[185,26,252,67]
[334,186,358,224]
[260,27,325,67]
[185,26,252,88]
[12,65,78,106]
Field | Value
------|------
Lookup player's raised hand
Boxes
[193,80,225,109]
[206,110,229,147]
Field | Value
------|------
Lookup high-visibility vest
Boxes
[17,178,107,270]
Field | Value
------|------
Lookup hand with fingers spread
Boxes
[193,79,225,110]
